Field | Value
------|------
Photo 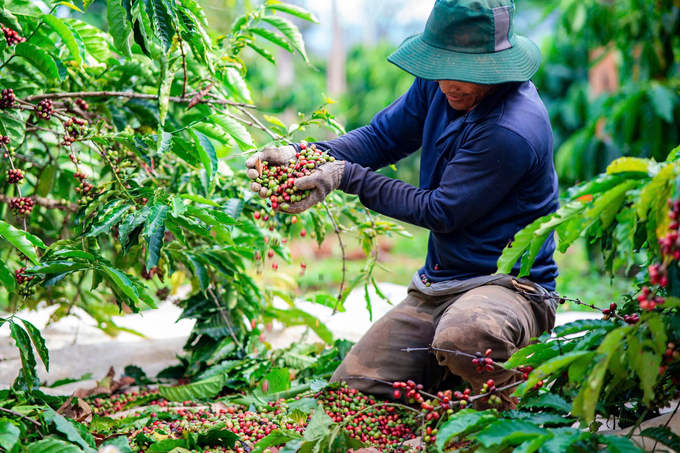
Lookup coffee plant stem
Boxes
[341,375,445,403]
[23,91,256,109]
[515,289,628,322]
[177,32,189,98]
[0,407,43,430]
[365,208,380,262]
[626,408,649,439]
[401,346,526,377]
[325,202,347,314]
[92,142,135,204]
[232,104,283,141]
[207,286,246,354]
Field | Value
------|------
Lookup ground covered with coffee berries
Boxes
[86,384,443,453]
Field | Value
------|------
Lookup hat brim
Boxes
[387,33,541,85]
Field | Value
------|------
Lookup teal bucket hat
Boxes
[388,0,541,84]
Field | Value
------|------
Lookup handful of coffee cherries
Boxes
[253,141,335,211]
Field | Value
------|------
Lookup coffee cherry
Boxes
[300,229,306,237]
[393,390,401,399]
[1,25,25,46]
[0,135,9,145]
[291,216,297,224]
[253,212,261,220]
[0,89,16,109]
[6,168,24,184]
[272,262,278,270]
[267,249,274,258]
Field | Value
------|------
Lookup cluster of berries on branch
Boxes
[9,196,33,216]
[1,25,25,46]
[141,266,164,281]
[35,99,53,121]
[75,97,89,110]
[156,287,170,301]
[61,116,88,146]
[6,168,24,184]
[255,141,335,211]
[15,267,35,297]
[73,170,95,205]
[472,348,495,372]
[0,88,16,109]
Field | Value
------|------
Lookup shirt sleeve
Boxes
[338,125,537,233]
[311,78,429,170]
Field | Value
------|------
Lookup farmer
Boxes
[245,0,558,409]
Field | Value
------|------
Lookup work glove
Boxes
[245,145,297,194]
[284,160,345,214]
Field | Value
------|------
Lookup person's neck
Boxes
[465,85,500,113]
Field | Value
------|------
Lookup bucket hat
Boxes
[387,0,541,84]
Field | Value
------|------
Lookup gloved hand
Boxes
[285,160,345,214]
[245,145,297,196]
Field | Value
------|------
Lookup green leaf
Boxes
[503,410,573,427]
[222,68,252,102]
[193,130,218,180]
[0,259,16,293]
[197,422,239,447]
[43,15,85,65]
[10,322,37,391]
[269,308,333,344]
[496,212,557,274]
[157,130,173,156]
[187,254,209,290]
[0,420,20,451]
[28,437,85,453]
[648,84,676,123]
[250,27,293,52]
[0,220,43,265]
[209,114,255,151]
[435,409,498,450]
[606,157,651,175]
[14,42,61,80]
[147,0,175,53]
[145,224,165,269]
[303,404,333,441]
[20,318,49,372]
[158,54,181,125]
[0,111,27,144]
[143,203,169,238]
[519,393,572,414]
[518,351,593,393]
[553,319,616,337]
[538,428,587,452]
[598,434,644,453]
[261,16,310,63]
[37,164,57,197]
[101,266,141,309]
[0,6,21,31]
[265,1,320,23]
[179,194,219,207]
[192,122,235,149]
[107,0,133,57]
[640,426,680,452]
[476,420,546,448]
[63,19,110,62]
[85,205,131,237]
[147,439,188,453]
[248,42,275,64]
[251,429,303,453]
[102,436,134,453]
[83,0,96,11]
[158,372,228,401]
[257,368,290,395]
[43,408,97,453]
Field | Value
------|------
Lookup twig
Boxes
[233,104,282,141]
[324,202,347,314]
[364,208,379,262]
[0,194,77,212]
[515,289,627,322]
[177,33,188,98]
[0,407,43,429]
[652,400,680,451]
[24,91,256,109]
[401,346,526,377]
[207,287,245,354]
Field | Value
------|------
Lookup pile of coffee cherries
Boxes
[1,25,25,46]
[9,196,34,216]
[254,141,335,211]
[0,88,16,109]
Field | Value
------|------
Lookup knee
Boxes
[432,321,497,357]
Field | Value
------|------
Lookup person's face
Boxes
[437,80,497,111]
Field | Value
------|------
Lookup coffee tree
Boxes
[0,0,407,391]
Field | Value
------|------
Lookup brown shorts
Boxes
[331,276,557,408]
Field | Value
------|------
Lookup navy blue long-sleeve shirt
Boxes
[314,78,559,290]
